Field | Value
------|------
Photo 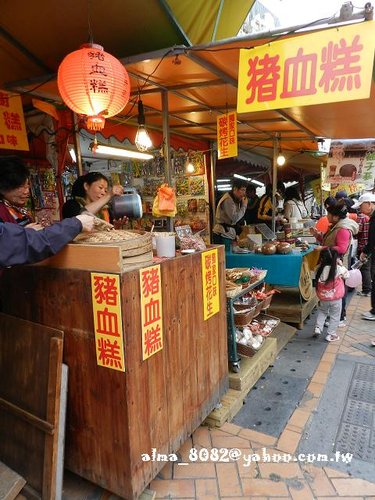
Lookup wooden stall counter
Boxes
[1,245,228,499]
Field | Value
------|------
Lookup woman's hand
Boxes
[112,216,129,229]
[309,226,320,237]
[111,185,124,196]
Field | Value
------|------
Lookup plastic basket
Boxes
[236,342,257,358]
[260,294,273,310]
[234,306,257,326]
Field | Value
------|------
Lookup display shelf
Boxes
[226,274,267,373]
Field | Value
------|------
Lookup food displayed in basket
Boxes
[236,326,264,350]
[226,268,267,288]
[235,313,279,355]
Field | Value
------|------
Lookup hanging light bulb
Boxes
[135,99,153,152]
[276,152,286,166]
[185,154,195,173]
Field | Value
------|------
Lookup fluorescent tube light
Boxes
[233,174,248,181]
[68,145,77,163]
[250,179,264,187]
[217,178,231,183]
[90,142,153,160]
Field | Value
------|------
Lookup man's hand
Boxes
[76,214,95,232]
[360,252,368,262]
[25,222,44,231]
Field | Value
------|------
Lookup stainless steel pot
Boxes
[110,188,143,219]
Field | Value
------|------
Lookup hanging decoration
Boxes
[57,43,130,131]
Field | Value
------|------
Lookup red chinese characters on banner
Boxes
[217,115,228,158]
[246,35,363,105]
[140,265,163,360]
[91,273,125,372]
[201,249,220,321]
[217,112,238,159]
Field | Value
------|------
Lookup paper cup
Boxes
[155,233,176,258]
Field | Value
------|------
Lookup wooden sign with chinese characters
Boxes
[140,265,164,360]
[201,249,220,320]
[237,21,375,113]
[217,111,238,159]
[91,272,125,372]
[0,90,29,151]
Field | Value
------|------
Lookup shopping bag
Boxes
[158,184,176,212]
[152,184,177,217]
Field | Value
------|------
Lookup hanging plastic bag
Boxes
[158,184,176,212]
[152,184,177,217]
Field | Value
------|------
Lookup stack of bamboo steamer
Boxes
[74,230,153,271]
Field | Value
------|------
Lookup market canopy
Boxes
[2,2,375,177]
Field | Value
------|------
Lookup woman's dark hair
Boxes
[232,178,248,190]
[326,199,347,219]
[324,196,336,209]
[71,172,108,198]
[277,181,286,196]
[315,248,339,284]
[284,185,301,202]
[265,183,272,196]
[0,156,30,196]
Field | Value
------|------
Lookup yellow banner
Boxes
[140,265,163,360]
[217,111,238,159]
[0,90,29,151]
[91,273,125,372]
[201,249,220,320]
[238,22,375,113]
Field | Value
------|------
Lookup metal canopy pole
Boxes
[272,135,279,234]
[162,89,173,232]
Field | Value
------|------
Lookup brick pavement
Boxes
[150,294,375,499]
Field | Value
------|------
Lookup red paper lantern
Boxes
[57,43,130,131]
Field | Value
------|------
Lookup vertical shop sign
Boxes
[217,111,238,159]
[0,90,29,151]
[237,21,375,113]
[140,265,163,360]
[201,249,220,320]
[91,272,125,372]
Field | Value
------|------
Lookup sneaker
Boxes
[325,333,340,342]
[362,311,375,321]
[324,319,330,327]
[338,320,347,328]
[371,340,375,347]
[313,326,322,337]
[357,291,371,297]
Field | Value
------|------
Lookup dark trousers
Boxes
[360,255,375,294]
[370,255,375,314]
[341,286,347,321]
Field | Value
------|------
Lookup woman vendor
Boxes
[0,157,37,227]
[62,172,124,222]
[310,200,358,326]
[283,185,308,220]
[213,178,248,250]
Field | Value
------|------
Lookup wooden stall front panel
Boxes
[0,314,63,500]
[1,247,227,499]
